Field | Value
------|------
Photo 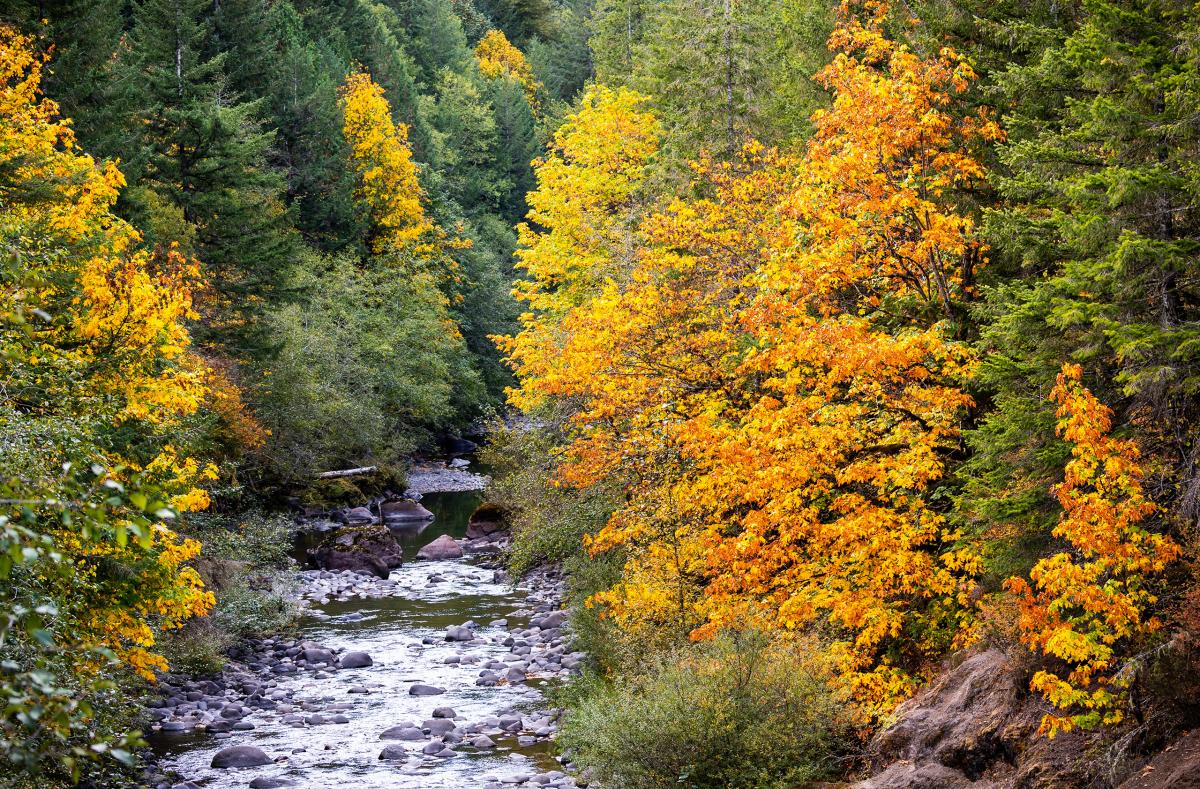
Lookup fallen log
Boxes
[314,466,378,479]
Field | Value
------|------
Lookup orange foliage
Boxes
[501,0,993,718]
[1007,364,1181,735]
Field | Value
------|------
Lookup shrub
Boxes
[211,577,299,640]
[158,618,231,676]
[560,632,855,789]
[480,420,618,577]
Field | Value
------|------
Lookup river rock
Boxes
[532,610,568,630]
[346,506,375,525]
[432,707,457,718]
[210,745,273,768]
[249,779,296,789]
[471,735,496,749]
[445,625,474,642]
[424,718,456,735]
[380,499,435,523]
[409,683,446,696]
[309,525,403,578]
[416,534,463,560]
[381,725,425,741]
[379,744,409,761]
[339,651,372,668]
[300,641,336,665]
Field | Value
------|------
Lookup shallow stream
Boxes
[150,490,573,788]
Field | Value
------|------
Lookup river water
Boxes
[149,490,573,788]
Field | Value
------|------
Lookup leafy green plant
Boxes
[560,632,856,789]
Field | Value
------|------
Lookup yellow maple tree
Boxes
[340,70,435,256]
[500,84,660,407]
[1,25,215,681]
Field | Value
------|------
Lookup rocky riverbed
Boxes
[149,489,586,789]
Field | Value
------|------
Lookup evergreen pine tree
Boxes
[962,0,1200,556]
[123,0,300,356]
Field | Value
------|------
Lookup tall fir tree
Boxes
[961,0,1200,568]
[122,0,299,356]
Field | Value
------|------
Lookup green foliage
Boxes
[957,0,1200,586]
[559,632,854,789]
[255,250,484,480]
[480,419,619,577]
[590,0,831,175]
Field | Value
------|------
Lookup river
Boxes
[148,489,579,789]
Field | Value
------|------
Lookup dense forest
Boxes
[1,0,1199,785]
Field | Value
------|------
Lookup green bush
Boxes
[158,618,231,676]
[560,632,855,789]
[480,419,618,577]
[185,510,296,570]
[211,576,299,640]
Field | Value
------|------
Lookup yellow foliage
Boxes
[500,85,660,410]
[475,29,542,112]
[340,70,435,255]
[1,26,215,681]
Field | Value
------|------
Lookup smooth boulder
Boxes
[408,683,446,696]
[211,745,273,768]
[379,744,409,761]
[380,499,435,523]
[339,651,372,669]
[380,725,425,741]
[416,534,462,561]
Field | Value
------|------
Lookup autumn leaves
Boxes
[500,0,1177,731]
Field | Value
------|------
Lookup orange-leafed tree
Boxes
[687,0,998,715]
[1007,364,1181,736]
[500,0,997,720]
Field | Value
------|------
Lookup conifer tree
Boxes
[122,0,299,356]
[964,0,1200,542]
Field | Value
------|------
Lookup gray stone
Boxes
[423,718,455,735]
[249,779,296,789]
[445,625,474,642]
[379,744,409,761]
[380,726,426,741]
[409,683,446,696]
[340,651,372,668]
[416,534,463,560]
[210,745,273,768]
[380,499,435,523]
